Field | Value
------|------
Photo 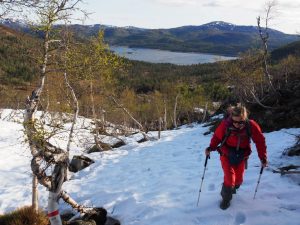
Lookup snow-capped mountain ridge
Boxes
[1,19,299,56]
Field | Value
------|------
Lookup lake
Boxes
[110,46,236,65]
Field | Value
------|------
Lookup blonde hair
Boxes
[231,106,248,120]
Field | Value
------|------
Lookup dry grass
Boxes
[0,206,49,225]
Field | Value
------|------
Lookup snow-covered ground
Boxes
[0,109,300,225]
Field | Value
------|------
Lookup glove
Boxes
[205,147,211,156]
[261,158,268,167]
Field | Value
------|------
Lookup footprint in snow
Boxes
[234,212,246,225]
[172,152,181,157]
[192,216,202,224]
[280,204,300,211]
[208,183,215,191]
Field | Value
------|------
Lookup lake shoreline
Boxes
[123,45,238,57]
[110,46,236,65]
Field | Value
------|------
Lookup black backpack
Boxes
[218,119,252,165]
[220,119,252,148]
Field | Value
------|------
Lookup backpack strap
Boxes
[219,119,252,149]
[245,119,252,140]
[219,126,232,149]
[215,126,231,155]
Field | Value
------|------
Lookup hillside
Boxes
[0,25,19,36]
[1,23,300,133]
[0,25,40,109]
[0,24,226,110]
[271,40,300,61]
[0,24,40,85]
[2,20,299,56]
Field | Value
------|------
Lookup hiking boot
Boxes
[220,199,230,210]
[221,184,232,201]
[232,188,236,194]
[232,185,240,194]
[220,184,232,210]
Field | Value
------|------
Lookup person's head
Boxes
[231,106,248,129]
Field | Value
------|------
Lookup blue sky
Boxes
[77,0,300,34]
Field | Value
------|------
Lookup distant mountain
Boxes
[1,20,299,56]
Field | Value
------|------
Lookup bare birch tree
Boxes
[0,0,41,18]
[66,31,125,150]
[21,1,99,224]
[257,0,278,92]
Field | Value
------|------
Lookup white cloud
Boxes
[279,1,300,9]
[148,0,283,9]
[150,0,234,7]
[202,2,220,7]
[150,0,199,6]
[82,0,300,34]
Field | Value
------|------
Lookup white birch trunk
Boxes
[164,99,167,130]
[90,81,103,151]
[173,94,179,129]
[32,175,38,211]
[48,192,62,225]
[201,102,208,124]
[158,117,162,139]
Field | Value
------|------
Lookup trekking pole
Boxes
[253,166,264,200]
[196,154,209,206]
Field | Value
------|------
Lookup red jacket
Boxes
[209,118,267,161]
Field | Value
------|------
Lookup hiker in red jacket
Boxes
[205,106,268,210]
